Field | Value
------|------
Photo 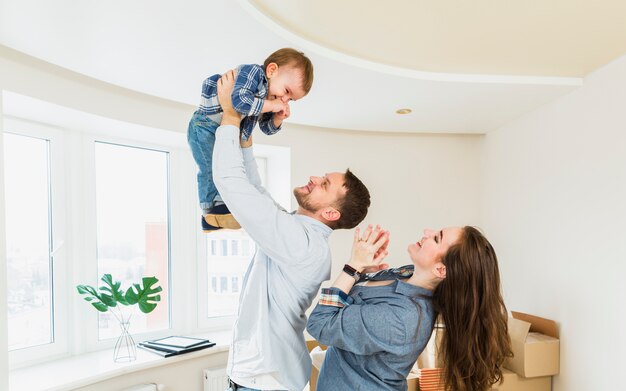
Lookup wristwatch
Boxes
[343,264,361,282]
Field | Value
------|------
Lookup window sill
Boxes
[9,331,232,391]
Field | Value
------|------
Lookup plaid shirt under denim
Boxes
[319,288,351,308]
[197,64,281,140]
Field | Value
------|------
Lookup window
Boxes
[232,276,239,293]
[203,230,256,318]
[94,142,170,340]
[3,117,68,366]
[4,133,53,351]
[3,102,186,367]
[231,240,238,256]
[198,146,290,324]
[220,240,228,256]
[219,276,228,294]
[242,239,250,256]
[2,94,292,366]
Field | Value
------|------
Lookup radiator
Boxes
[204,367,229,391]
[120,384,165,391]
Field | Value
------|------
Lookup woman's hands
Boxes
[328,224,390,295]
[348,225,390,273]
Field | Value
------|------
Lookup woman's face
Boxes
[408,227,463,270]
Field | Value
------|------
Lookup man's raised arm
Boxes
[212,71,310,263]
[216,71,265,191]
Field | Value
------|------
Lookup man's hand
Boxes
[217,69,242,127]
[240,134,253,149]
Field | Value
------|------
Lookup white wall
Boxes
[482,54,626,391]
[0,87,9,391]
[73,351,229,391]
[1,46,482,389]
[254,126,482,283]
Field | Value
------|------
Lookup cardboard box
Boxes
[491,368,551,391]
[417,324,444,369]
[505,311,560,377]
[411,368,550,391]
[407,372,419,391]
[306,339,325,391]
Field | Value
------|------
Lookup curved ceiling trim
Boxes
[238,0,582,87]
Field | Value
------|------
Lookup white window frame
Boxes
[4,118,69,367]
[76,131,192,353]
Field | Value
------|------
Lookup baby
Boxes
[187,48,313,231]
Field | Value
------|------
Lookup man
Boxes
[212,70,371,391]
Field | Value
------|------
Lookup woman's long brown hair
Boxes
[432,226,512,391]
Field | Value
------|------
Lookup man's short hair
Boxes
[264,48,314,95]
[331,169,371,230]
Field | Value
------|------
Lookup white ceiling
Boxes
[2,0,621,134]
[252,0,626,77]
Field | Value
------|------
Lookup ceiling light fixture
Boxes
[395,108,412,115]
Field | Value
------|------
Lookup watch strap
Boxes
[343,264,361,282]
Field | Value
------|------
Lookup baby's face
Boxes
[267,64,306,103]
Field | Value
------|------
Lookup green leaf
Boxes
[99,274,127,306]
[76,284,110,312]
[124,276,162,314]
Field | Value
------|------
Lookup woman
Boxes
[306,225,511,391]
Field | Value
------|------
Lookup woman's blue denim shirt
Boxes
[307,280,436,391]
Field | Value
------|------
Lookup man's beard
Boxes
[293,188,320,214]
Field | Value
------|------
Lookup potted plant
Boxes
[77,274,162,362]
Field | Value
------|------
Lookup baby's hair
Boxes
[264,48,314,94]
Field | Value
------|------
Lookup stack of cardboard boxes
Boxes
[495,311,560,391]
[411,311,560,391]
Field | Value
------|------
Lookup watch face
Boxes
[343,264,357,275]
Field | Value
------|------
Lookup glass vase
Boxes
[113,320,136,362]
